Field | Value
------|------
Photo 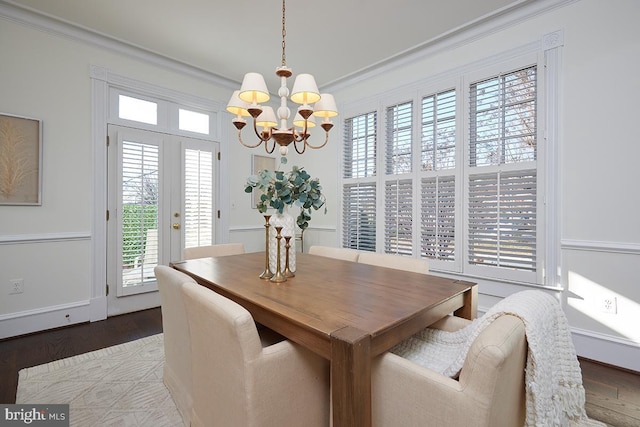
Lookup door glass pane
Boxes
[121,141,159,287]
[184,148,213,248]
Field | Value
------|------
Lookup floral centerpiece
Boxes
[244,163,326,230]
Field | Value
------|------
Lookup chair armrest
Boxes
[372,315,527,427]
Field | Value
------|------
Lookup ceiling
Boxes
[6,0,533,89]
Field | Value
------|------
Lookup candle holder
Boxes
[283,236,295,278]
[259,214,274,279]
[270,226,287,283]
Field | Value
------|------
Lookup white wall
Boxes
[1,0,638,371]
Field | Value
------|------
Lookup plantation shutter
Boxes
[343,112,377,251]
[342,183,376,251]
[420,88,457,264]
[469,67,537,166]
[121,141,159,286]
[343,112,377,179]
[421,176,455,261]
[468,66,538,274]
[385,179,413,255]
[184,148,213,248]
[421,89,456,171]
[386,101,413,174]
[468,171,537,270]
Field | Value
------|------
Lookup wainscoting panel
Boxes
[0,232,92,339]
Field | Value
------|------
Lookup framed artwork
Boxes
[0,113,42,205]
[251,154,275,208]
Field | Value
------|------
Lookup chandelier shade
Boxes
[294,112,316,128]
[227,0,337,155]
[290,74,321,105]
[239,72,270,104]
[313,94,339,119]
[256,106,278,128]
[226,90,251,117]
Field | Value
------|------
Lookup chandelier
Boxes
[226,0,338,156]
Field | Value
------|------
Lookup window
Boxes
[343,112,377,179]
[384,101,414,255]
[111,89,216,139]
[343,112,377,251]
[386,102,413,174]
[341,60,542,285]
[179,108,210,135]
[467,66,537,280]
[420,89,457,264]
[118,95,158,125]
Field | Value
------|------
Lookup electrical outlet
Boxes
[9,278,24,295]
[601,296,617,314]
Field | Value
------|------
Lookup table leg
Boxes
[330,326,372,427]
[454,284,478,320]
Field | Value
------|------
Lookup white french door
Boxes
[106,125,217,315]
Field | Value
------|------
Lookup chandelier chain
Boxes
[281,0,286,67]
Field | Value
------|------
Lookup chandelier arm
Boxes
[304,131,330,150]
[292,139,307,155]
[264,139,277,154]
[237,130,264,149]
[291,116,311,143]
[252,119,273,142]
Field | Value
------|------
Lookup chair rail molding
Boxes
[562,239,640,255]
[0,232,90,245]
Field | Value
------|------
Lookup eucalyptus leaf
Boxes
[244,164,326,230]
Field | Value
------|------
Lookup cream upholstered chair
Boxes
[154,265,197,426]
[181,281,331,427]
[308,245,360,262]
[358,251,429,274]
[183,242,245,260]
[372,314,527,427]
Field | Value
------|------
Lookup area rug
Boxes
[16,334,183,427]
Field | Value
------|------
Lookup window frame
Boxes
[108,88,218,141]
[339,47,550,286]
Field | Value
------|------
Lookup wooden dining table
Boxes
[171,251,477,427]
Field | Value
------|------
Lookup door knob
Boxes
[172,223,180,230]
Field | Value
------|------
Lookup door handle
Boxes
[172,223,180,230]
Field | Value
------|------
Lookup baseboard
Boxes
[571,327,640,373]
[0,301,91,340]
[478,306,639,372]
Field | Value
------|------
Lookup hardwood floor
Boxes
[580,358,640,427]
[1,307,638,426]
[0,307,163,404]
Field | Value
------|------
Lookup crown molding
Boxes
[0,0,238,90]
[323,0,577,93]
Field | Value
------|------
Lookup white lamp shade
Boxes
[293,112,316,129]
[313,93,338,118]
[239,72,270,104]
[226,90,251,116]
[256,106,277,128]
[290,73,321,104]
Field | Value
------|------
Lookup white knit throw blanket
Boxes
[391,290,605,427]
